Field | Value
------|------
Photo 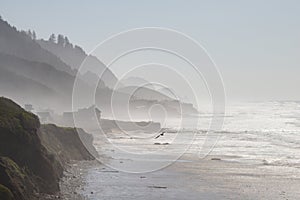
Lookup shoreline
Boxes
[59,154,300,200]
[59,160,98,200]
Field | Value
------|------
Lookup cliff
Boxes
[0,97,96,199]
[38,124,97,166]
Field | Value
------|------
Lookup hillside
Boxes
[116,86,173,101]
[38,38,118,88]
[0,17,198,119]
[0,18,75,76]
[0,53,78,110]
[0,66,61,108]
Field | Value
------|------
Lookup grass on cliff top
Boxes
[0,96,40,133]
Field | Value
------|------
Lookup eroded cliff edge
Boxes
[0,97,96,200]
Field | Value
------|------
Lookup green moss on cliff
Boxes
[0,157,26,179]
[0,156,34,200]
[0,184,14,200]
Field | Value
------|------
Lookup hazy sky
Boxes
[1,0,300,101]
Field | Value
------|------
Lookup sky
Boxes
[1,0,300,101]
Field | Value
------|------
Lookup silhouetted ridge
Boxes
[0,18,75,76]
[38,35,118,88]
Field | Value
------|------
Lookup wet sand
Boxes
[60,155,300,200]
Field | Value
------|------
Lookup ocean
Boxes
[77,101,300,199]
[89,101,300,173]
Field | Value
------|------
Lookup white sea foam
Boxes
[93,101,300,170]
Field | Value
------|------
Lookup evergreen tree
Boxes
[64,36,69,44]
[32,31,37,40]
[57,34,65,46]
[64,36,73,48]
[27,30,33,39]
[49,33,56,43]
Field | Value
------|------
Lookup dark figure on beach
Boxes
[155,132,165,139]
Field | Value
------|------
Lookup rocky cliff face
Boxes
[0,97,96,200]
[38,124,96,166]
